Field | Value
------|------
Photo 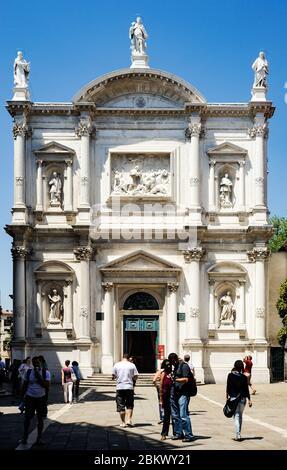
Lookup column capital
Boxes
[247,247,270,262]
[12,119,31,139]
[167,282,179,293]
[74,245,95,261]
[65,159,73,167]
[248,124,268,139]
[183,247,205,263]
[102,282,114,292]
[75,119,95,138]
[11,246,31,260]
[36,159,43,167]
[185,122,203,139]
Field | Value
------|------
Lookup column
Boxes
[36,282,42,327]
[166,283,179,355]
[36,160,43,211]
[64,160,73,211]
[76,117,93,211]
[238,281,246,328]
[63,280,73,329]
[252,119,267,207]
[247,247,269,341]
[208,280,215,329]
[187,118,201,209]
[13,118,27,209]
[239,161,246,210]
[74,246,93,339]
[209,160,216,211]
[12,246,29,340]
[101,282,114,373]
[183,247,205,341]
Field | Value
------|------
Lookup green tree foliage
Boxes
[276,279,287,347]
[269,216,287,252]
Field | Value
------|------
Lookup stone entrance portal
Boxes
[124,315,159,372]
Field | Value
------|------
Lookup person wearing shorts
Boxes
[112,354,138,427]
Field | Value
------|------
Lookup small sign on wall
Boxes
[96,312,104,321]
[158,344,165,360]
[177,312,185,322]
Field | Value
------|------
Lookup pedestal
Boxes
[251,86,267,102]
[12,86,30,101]
[130,53,149,69]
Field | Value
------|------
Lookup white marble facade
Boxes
[6,66,274,383]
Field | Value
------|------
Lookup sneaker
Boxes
[126,422,134,427]
[182,437,195,442]
[119,423,127,428]
[171,435,182,440]
[160,435,167,440]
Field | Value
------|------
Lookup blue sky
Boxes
[1,0,287,309]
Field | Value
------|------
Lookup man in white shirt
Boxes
[184,354,195,377]
[112,354,138,427]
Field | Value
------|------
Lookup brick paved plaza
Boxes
[0,382,286,451]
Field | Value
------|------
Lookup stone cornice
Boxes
[6,101,275,119]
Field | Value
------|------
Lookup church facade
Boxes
[6,41,275,382]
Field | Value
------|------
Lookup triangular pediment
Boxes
[33,141,75,155]
[207,142,247,155]
[100,250,181,272]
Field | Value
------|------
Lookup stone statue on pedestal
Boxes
[48,289,63,323]
[14,51,30,87]
[219,291,236,323]
[49,172,62,206]
[252,52,268,88]
[129,17,148,54]
[219,173,233,208]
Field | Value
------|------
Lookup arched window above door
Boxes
[123,292,159,310]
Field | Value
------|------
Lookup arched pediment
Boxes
[208,262,247,283]
[34,261,74,280]
[73,68,206,106]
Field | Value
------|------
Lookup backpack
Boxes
[176,362,197,397]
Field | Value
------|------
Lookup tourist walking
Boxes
[72,361,81,401]
[20,356,50,445]
[159,359,173,440]
[112,353,138,427]
[243,355,256,395]
[153,361,166,424]
[226,360,252,441]
[183,354,195,377]
[168,353,195,442]
[61,360,73,404]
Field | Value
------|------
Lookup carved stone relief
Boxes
[111,154,171,197]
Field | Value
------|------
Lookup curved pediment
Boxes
[73,68,206,107]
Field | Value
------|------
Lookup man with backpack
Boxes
[168,352,195,443]
[20,356,51,446]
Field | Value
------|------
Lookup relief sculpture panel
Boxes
[111,153,171,197]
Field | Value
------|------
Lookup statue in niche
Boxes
[252,51,269,88]
[48,289,63,323]
[219,291,236,323]
[219,173,233,208]
[14,51,30,87]
[129,17,148,55]
[48,172,62,206]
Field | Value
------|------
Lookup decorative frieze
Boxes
[256,307,265,318]
[80,306,89,318]
[74,246,94,261]
[167,282,179,293]
[247,247,270,262]
[183,247,205,263]
[190,307,200,318]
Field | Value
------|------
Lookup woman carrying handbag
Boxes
[225,360,252,441]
